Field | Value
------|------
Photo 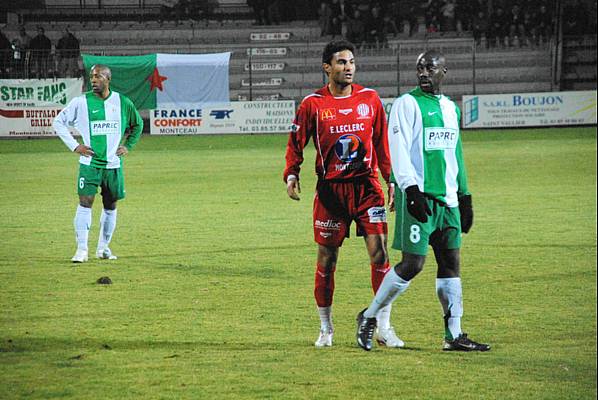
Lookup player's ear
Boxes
[322,62,331,74]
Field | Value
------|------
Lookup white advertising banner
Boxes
[150,100,295,135]
[241,78,283,87]
[247,48,287,57]
[237,93,282,101]
[0,78,83,136]
[244,62,286,71]
[250,32,291,41]
[462,91,597,128]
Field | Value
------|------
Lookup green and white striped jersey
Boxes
[54,91,143,169]
[388,87,468,208]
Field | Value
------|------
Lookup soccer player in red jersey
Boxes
[283,40,401,348]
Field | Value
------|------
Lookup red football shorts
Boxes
[313,177,388,247]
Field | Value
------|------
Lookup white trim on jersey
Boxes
[301,93,323,104]
[388,94,424,191]
[314,108,327,177]
[439,96,460,207]
[54,95,90,158]
[103,94,123,169]
[356,88,376,93]
[54,92,124,168]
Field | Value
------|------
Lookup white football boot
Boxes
[71,249,88,263]
[314,328,334,348]
[375,326,405,348]
[96,247,117,260]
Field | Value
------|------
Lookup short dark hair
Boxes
[322,40,356,64]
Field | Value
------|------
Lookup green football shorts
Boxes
[77,163,125,200]
[392,189,461,256]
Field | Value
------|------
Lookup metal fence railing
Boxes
[0,49,81,79]
[2,34,596,101]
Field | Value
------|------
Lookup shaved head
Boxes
[89,64,112,98]
[91,64,112,81]
[416,50,447,94]
[416,50,446,68]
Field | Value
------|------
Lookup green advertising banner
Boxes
[0,78,83,136]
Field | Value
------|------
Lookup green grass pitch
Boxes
[0,127,596,399]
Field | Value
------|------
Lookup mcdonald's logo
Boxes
[320,108,336,121]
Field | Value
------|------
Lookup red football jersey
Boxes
[283,84,390,183]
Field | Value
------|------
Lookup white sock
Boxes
[364,267,410,319]
[98,208,117,251]
[376,304,392,331]
[74,205,92,251]
[318,306,333,332]
[436,277,463,340]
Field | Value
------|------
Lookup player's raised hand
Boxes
[74,144,94,157]
[287,176,301,201]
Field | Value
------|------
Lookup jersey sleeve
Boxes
[53,97,81,152]
[283,99,313,182]
[454,105,470,196]
[387,94,419,191]
[122,96,143,151]
[372,96,391,183]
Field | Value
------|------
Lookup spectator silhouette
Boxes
[56,26,80,78]
[347,9,366,48]
[487,6,508,47]
[317,1,332,36]
[471,10,488,47]
[507,4,526,47]
[533,4,553,45]
[563,0,587,35]
[159,0,177,25]
[0,28,10,78]
[29,26,52,79]
[11,26,31,78]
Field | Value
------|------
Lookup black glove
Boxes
[405,185,432,223]
[459,194,473,234]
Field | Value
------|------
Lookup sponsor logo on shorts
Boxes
[315,219,341,231]
[368,207,387,223]
[291,123,300,132]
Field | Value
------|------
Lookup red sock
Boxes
[371,262,390,293]
[314,263,336,307]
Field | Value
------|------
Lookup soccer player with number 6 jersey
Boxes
[284,40,401,348]
[53,64,143,263]
[355,50,491,352]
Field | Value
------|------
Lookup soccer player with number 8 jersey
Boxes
[284,40,401,348]
[356,50,491,352]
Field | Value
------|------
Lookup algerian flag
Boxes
[81,53,230,110]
